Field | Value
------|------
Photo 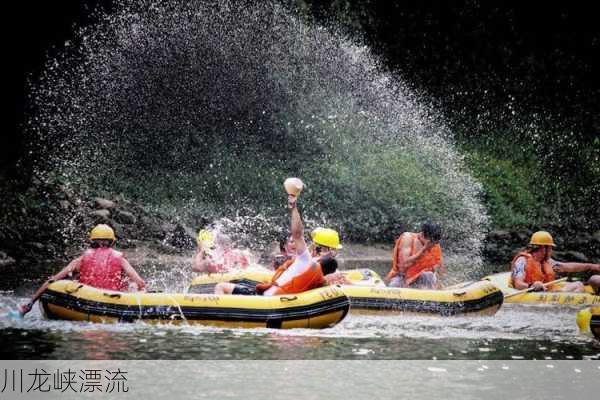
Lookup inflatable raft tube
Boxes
[340,280,503,316]
[40,280,349,329]
[188,268,385,294]
[483,272,600,305]
[189,269,503,316]
[576,307,600,340]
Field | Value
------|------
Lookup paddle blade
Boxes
[1,310,24,319]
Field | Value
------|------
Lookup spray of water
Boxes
[26,0,489,271]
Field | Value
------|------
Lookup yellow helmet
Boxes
[529,231,555,247]
[311,227,343,249]
[89,224,116,241]
[197,229,214,248]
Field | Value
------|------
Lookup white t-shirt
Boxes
[264,248,312,296]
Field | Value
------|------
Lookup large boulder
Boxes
[113,210,137,225]
[164,224,195,249]
[0,251,16,268]
[59,200,71,210]
[488,230,512,242]
[93,198,116,209]
[90,209,111,221]
[111,222,126,239]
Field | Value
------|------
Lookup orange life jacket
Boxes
[510,251,555,286]
[256,258,326,295]
[386,232,442,285]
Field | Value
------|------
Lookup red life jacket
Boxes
[79,248,124,291]
[510,251,555,286]
[209,249,250,273]
[256,258,326,295]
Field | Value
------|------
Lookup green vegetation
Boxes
[457,128,600,233]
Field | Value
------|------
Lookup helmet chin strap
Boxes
[542,246,550,261]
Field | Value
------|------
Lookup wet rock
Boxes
[161,222,177,233]
[564,251,589,263]
[111,222,126,239]
[59,200,71,210]
[0,256,16,268]
[45,244,57,255]
[29,242,45,250]
[90,209,111,220]
[165,224,195,249]
[0,251,16,268]
[513,231,529,243]
[93,197,116,209]
[488,230,512,242]
[140,216,164,239]
[593,231,600,244]
[118,238,135,249]
[113,210,136,225]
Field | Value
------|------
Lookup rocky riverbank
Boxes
[1,177,599,273]
[484,229,600,264]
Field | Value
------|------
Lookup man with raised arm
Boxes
[214,192,341,295]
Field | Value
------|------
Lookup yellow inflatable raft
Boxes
[576,307,600,340]
[483,272,600,305]
[340,280,503,316]
[189,269,504,316]
[40,280,349,329]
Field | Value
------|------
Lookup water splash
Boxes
[27,0,489,271]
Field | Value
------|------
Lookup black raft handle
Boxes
[103,293,122,299]
[279,296,298,302]
[65,284,84,294]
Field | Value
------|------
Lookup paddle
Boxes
[504,277,568,299]
[6,310,23,319]
[0,305,25,319]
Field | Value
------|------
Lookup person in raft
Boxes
[269,233,296,269]
[18,224,146,316]
[214,194,344,295]
[384,222,445,289]
[510,231,600,293]
[192,230,253,273]
[192,229,216,273]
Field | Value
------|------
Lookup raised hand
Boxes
[288,194,297,209]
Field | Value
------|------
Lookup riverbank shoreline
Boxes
[1,188,599,278]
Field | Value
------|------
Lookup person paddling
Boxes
[510,231,600,292]
[18,224,145,316]
[385,222,445,289]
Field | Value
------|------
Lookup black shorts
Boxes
[232,285,258,296]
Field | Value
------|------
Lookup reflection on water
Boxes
[1,291,598,360]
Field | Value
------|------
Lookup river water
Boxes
[1,261,598,360]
